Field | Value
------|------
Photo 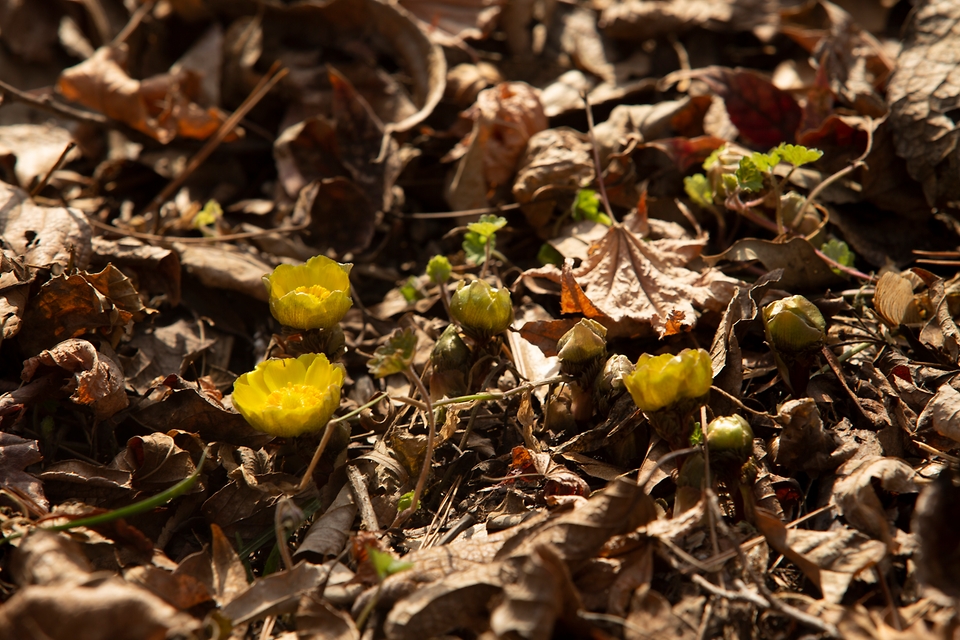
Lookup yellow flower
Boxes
[623,348,712,413]
[263,255,353,330]
[449,280,512,340]
[232,353,345,437]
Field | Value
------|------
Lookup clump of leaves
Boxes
[192,199,222,235]
[463,215,506,265]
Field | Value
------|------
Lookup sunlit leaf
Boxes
[367,328,418,378]
[683,174,714,208]
[736,157,763,192]
[777,143,823,167]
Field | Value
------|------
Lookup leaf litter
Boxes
[0,1,960,639]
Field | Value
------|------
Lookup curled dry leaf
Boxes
[887,0,960,204]
[522,211,739,337]
[0,250,30,341]
[772,398,853,475]
[447,82,547,210]
[754,508,887,604]
[917,380,960,444]
[0,123,80,189]
[21,338,128,420]
[399,0,503,45]
[294,483,358,563]
[833,455,918,550]
[57,45,233,144]
[0,433,48,512]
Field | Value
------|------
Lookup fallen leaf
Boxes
[21,338,128,420]
[885,0,960,204]
[222,561,328,625]
[0,123,79,189]
[754,507,887,604]
[833,456,918,550]
[57,44,233,144]
[911,465,960,599]
[671,67,802,149]
[294,483,357,563]
[600,0,778,41]
[704,236,843,291]
[773,398,852,475]
[0,181,92,270]
[0,432,47,512]
[523,212,739,337]
[176,243,272,301]
[296,593,361,640]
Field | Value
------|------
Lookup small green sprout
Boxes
[537,243,563,267]
[572,189,612,226]
[821,238,856,276]
[463,215,507,265]
[683,174,714,208]
[426,255,452,284]
[399,277,424,303]
[397,490,420,513]
[367,547,414,581]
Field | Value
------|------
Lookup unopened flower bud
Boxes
[763,295,825,358]
[431,325,471,371]
[449,280,513,341]
[706,414,754,460]
[557,319,607,378]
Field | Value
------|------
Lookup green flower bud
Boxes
[762,295,826,395]
[557,319,607,377]
[449,280,513,341]
[623,348,712,413]
[426,255,452,285]
[762,295,825,358]
[706,415,753,457]
[431,324,471,370]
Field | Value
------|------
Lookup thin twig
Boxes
[88,217,309,245]
[111,0,157,47]
[30,142,75,196]
[142,63,289,221]
[392,368,436,528]
[404,203,522,219]
[0,79,107,125]
[581,91,617,225]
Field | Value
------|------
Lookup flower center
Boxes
[294,285,332,301]
[265,384,324,411]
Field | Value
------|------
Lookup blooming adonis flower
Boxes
[623,348,712,413]
[263,255,353,330]
[232,353,345,437]
[449,280,513,340]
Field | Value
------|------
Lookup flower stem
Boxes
[297,393,387,493]
[392,367,436,528]
[2,448,208,545]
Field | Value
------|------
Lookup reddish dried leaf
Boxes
[21,338,128,420]
[643,136,727,173]
[688,67,802,149]
[57,45,232,144]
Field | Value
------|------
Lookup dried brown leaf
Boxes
[0,181,91,270]
[833,456,918,550]
[754,507,887,603]
[21,338,128,420]
[911,465,960,599]
[57,45,232,144]
[222,561,327,625]
[524,213,738,336]
[297,593,361,640]
[0,432,47,511]
[295,483,357,563]
[887,0,960,204]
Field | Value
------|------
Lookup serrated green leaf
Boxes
[749,150,780,172]
[368,547,414,581]
[684,174,714,208]
[703,146,726,170]
[426,255,451,284]
[572,189,611,226]
[367,328,418,378]
[467,214,507,239]
[777,143,823,167]
[821,238,856,276]
[399,277,423,303]
[537,243,563,267]
[736,158,764,192]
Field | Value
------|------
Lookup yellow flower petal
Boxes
[263,255,353,330]
[623,348,712,412]
[232,353,345,437]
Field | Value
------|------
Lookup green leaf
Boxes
[572,189,612,226]
[463,232,490,265]
[368,547,414,581]
[466,214,507,239]
[397,490,420,513]
[399,277,423,303]
[777,143,823,167]
[684,174,714,208]
[821,238,856,276]
[689,422,704,447]
[426,255,451,284]
[736,158,764,192]
[192,199,222,229]
[749,150,781,172]
[367,328,418,378]
[537,243,563,267]
[702,146,726,170]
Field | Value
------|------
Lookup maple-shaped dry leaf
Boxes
[522,211,739,337]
